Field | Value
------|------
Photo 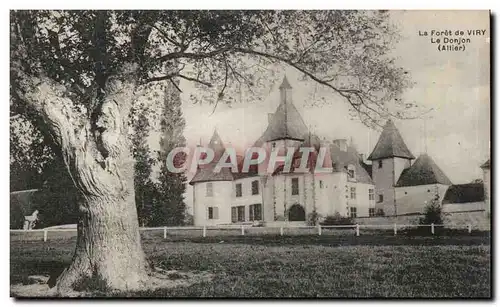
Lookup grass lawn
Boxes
[10,234,491,298]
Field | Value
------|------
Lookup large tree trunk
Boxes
[13,63,152,294]
[56,174,149,293]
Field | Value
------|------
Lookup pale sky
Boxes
[149,10,490,190]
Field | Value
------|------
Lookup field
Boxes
[10,232,491,298]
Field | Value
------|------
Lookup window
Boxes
[349,207,357,218]
[206,182,213,197]
[369,208,375,217]
[292,178,299,195]
[347,164,355,179]
[251,180,259,195]
[405,191,408,195]
[249,204,262,221]
[369,189,374,200]
[319,180,324,188]
[231,206,245,222]
[350,187,356,199]
[378,160,383,169]
[376,209,385,216]
[208,207,219,220]
[378,194,384,203]
[272,142,276,149]
[236,183,242,197]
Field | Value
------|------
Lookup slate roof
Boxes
[368,119,415,160]
[189,131,259,185]
[330,143,373,184]
[270,139,372,185]
[361,161,373,178]
[442,183,485,204]
[255,77,309,144]
[396,154,452,187]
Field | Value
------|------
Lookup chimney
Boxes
[359,153,364,162]
[268,113,274,124]
[333,139,347,152]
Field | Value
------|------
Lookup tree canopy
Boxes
[11,10,413,139]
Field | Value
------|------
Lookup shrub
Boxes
[403,190,444,235]
[419,196,443,226]
[306,211,323,226]
[320,212,354,226]
[184,213,194,226]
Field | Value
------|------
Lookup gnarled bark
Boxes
[12,63,152,294]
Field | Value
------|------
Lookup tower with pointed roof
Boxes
[189,129,235,226]
[255,76,309,175]
[368,119,415,215]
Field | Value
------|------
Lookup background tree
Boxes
[11,115,79,229]
[10,114,52,191]
[153,80,187,226]
[130,102,155,227]
[419,191,443,226]
[10,10,413,294]
[33,160,80,228]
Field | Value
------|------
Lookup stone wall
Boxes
[355,210,490,231]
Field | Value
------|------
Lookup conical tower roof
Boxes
[368,119,415,160]
[189,129,234,185]
[279,76,292,89]
[396,154,452,187]
[208,128,225,160]
[258,77,309,143]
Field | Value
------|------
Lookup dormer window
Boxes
[347,164,355,180]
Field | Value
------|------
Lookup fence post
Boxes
[241,225,245,236]
[43,230,48,242]
[163,226,167,239]
[280,226,284,236]
[431,223,435,235]
[203,225,207,237]
[317,224,322,236]
[393,223,397,236]
[355,224,360,236]
[468,224,472,234]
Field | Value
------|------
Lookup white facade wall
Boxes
[371,158,396,215]
[442,201,487,213]
[314,173,337,217]
[351,182,376,217]
[394,157,412,185]
[272,174,306,219]
[193,181,233,226]
[394,183,449,215]
[257,139,303,176]
[371,157,412,216]
[231,177,264,222]
[192,171,375,225]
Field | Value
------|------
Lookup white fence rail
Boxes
[10,223,488,242]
